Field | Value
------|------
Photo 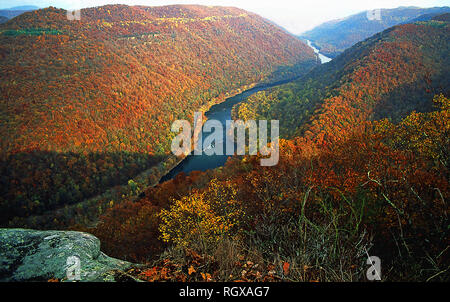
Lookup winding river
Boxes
[159,81,288,183]
[306,40,332,64]
[160,43,332,183]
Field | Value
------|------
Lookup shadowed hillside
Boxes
[0,5,317,227]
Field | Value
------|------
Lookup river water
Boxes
[306,40,332,64]
[160,43,332,183]
[159,81,287,183]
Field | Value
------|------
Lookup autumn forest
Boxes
[0,4,448,283]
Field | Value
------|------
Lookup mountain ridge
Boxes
[236,18,449,146]
[300,6,450,57]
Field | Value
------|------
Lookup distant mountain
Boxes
[0,16,7,23]
[4,6,39,10]
[408,12,444,22]
[0,5,317,226]
[0,5,38,19]
[300,6,450,58]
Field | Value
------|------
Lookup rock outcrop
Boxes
[0,229,134,282]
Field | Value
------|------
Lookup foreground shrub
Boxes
[159,179,244,252]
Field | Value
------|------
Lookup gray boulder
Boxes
[0,228,135,282]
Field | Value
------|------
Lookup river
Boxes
[160,43,332,183]
[159,81,288,183]
[306,40,332,64]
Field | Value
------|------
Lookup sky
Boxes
[1,0,449,34]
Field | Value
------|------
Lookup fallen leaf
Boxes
[283,262,290,276]
[201,272,212,281]
[188,265,196,275]
[47,278,59,282]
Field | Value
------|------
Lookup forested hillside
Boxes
[89,19,449,281]
[0,5,317,226]
[301,6,450,57]
[237,20,449,141]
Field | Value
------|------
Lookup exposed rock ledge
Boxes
[0,228,134,282]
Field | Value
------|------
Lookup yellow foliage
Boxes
[158,179,243,248]
[102,21,113,28]
[375,94,449,167]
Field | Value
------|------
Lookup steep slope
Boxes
[0,5,317,226]
[236,19,449,142]
[300,6,450,57]
[92,20,449,281]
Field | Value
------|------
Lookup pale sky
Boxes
[1,0,449,34]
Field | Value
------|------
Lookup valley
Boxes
[0,5,317,228]
[90,15,449,282]
[0,3,448,283]
[161,39,331,183]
